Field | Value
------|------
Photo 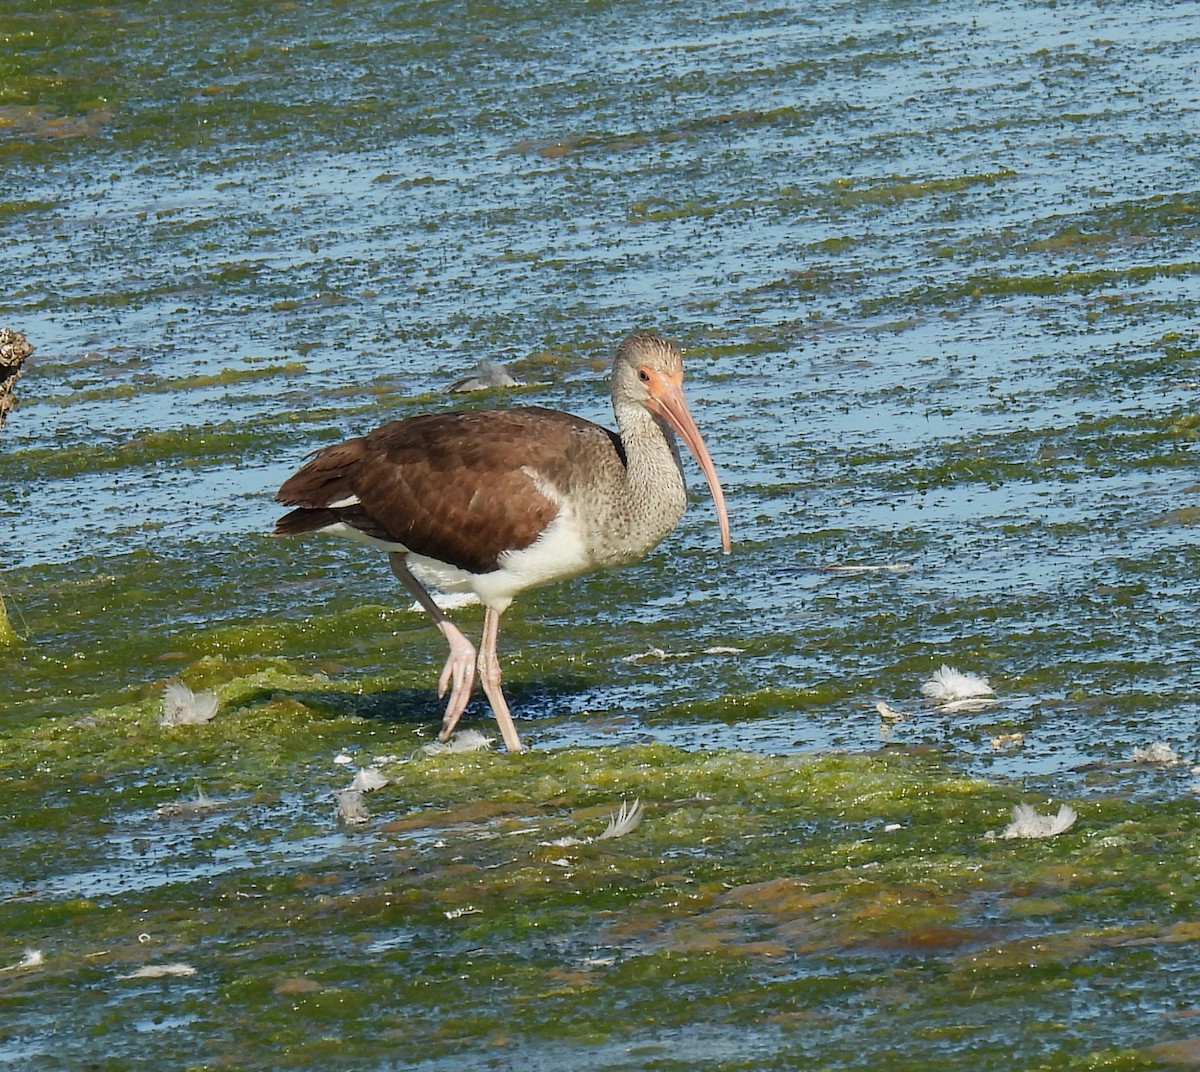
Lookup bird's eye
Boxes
[638,369,651,383]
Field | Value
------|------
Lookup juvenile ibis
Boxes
[273,331,731,752]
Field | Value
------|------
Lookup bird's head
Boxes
[614,331,732,554]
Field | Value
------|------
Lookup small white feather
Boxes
[350,766,389,792]
[1000,803,1077,840]
[597,799,644,841]
[159,681,219,727]
[0,949,44,972]
[921,665,995,703]
[1131,742,1185,766]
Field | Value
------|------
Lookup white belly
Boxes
[315,509,592,613]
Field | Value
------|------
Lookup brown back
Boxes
[275,407,624,574]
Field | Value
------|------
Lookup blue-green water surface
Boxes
[1,1,1199,1068]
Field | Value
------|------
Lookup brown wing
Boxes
[274,407,625,574]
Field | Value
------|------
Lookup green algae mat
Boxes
[5,666,1200,1070]
[3,0,1200,1068]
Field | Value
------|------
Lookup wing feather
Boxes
[274,407,624,574]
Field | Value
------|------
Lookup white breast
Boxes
[469,507,592,611]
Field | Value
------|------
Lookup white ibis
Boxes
[273,331,731,752]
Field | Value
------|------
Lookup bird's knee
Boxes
[477,649,503,688]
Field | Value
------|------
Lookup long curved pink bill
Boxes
[653,383,732,554]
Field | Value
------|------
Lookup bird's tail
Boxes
[272,507,343,537]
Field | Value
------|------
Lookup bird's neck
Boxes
[614,396,684,484]
[589,396,687,565]
[619,400,686,472]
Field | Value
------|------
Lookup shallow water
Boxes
[2,0,1200,1068]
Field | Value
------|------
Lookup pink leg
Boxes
[389,553,476,740]
[477,606,523,753]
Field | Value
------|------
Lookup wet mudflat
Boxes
[2,0,1199,1068]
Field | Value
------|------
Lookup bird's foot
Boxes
[435,624,477,741]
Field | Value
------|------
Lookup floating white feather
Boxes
[1130,742,1185,766]
[538,798,648,847]
[921,665,995,703]
[597,798,644,840]
[999,803,1077,840]
[159,681,219,727]
[350,766,390,791]
[0,949,44,972]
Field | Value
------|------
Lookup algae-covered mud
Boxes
[2,0,1200,1068]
